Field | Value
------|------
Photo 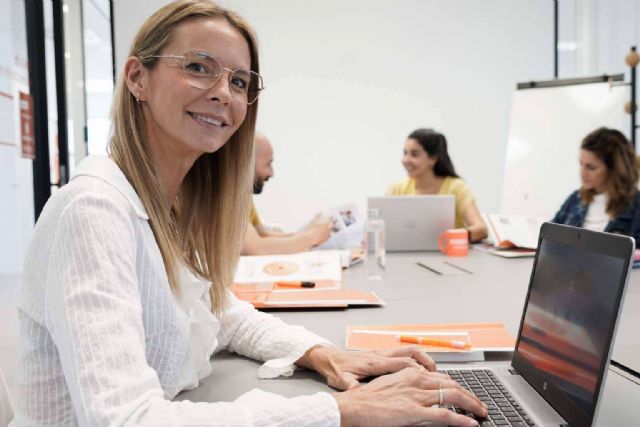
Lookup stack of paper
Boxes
[232,251,383,309]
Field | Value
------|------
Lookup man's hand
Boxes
[304,216,332,246]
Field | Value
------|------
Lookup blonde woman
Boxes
[12,2,486,426]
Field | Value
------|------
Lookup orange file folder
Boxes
[230,279,340,293]
[234,289,384,309]
[346,322,515,353]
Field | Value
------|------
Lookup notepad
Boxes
[485,214,544,250]
[488,247,536,258]
[346,322,515,353]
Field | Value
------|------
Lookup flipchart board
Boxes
[500,81,629,219]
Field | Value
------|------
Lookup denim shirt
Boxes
[552,189,640,247]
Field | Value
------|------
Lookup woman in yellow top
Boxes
[387,128,488,242]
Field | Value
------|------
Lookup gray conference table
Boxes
[178,249,640,426]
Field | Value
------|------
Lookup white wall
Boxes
[114,0,554,228]
[0,0,34,275]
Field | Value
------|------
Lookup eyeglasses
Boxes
[146,50,264,105]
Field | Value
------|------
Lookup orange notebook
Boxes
[235,289,384,309]
[346,322,515,353]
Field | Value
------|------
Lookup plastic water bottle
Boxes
[364,208,385,282]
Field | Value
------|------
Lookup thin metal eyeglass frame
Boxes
[145,51,264,105]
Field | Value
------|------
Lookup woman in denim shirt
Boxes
[552,127,640,246]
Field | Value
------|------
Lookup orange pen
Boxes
[275,281,316,288]
[399,335,470,349]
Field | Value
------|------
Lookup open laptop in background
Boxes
[441,223,633,427]
[367,195,454,251]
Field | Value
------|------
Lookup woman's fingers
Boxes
[337,348,437,380]
[419,407,483,427]
[412,381,479,407]
[409,349,437,371]
[378,346,437,371]
[327,369,360,391]
[415,377,468,395]
[421,370,451,379]
[435,388,488,418]
[361,356,423,376]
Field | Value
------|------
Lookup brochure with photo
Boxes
[315,203,364,250]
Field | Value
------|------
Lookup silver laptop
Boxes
[368,195,454,251]
[441,223,633,427]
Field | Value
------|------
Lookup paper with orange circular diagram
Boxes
[262,261,300,276]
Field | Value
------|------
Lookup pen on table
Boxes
[399,335,470,349]
[416,262,442,275]
[275,281,316,288]
[443,260,473,274]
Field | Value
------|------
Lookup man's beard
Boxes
[253,179,265,194]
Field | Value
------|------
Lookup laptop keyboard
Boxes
[440,369,536,426]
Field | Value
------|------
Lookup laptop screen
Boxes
[512,226,631,427]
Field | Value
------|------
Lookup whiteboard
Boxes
[500,82,629,219]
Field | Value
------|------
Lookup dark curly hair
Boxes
[579,127,640,216]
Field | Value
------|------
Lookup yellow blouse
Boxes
[249,201,261,227]
[386,177,475,229]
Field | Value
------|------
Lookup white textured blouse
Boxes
[11,156,340,427]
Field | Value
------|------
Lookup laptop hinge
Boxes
[508,368,520,375]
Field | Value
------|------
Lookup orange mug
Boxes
[438,228,469,257]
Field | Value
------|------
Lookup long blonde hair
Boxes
[109,0,259,314]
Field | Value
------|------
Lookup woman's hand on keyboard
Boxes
[333,366,488,427]
[297,345,437,390]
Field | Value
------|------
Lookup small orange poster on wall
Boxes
[19,91,35,159]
